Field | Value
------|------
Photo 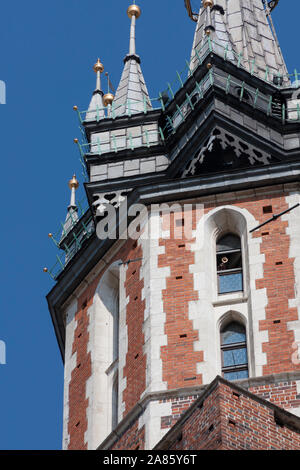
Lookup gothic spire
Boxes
[190,0,236,70]
[85,59,105,121]
[113,3,152,116]
[190,0,288,81]
[61,175,79,239]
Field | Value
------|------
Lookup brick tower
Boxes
[47,0,300,450]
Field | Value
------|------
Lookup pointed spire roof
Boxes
[190,0,236,70]
[190,0,288,81]
[61,175,79,240]
[85,59,105,121]
[113,3,152,117]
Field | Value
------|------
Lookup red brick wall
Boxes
[68,279,97,450]
[67,239,146,449]
[204,194,299,375]
[205,194,300,375]
[165,386,223,450]
[249,380,300,412]
[159,211,203,389]
[156,193,300,395]
[123,243,146,415]
[250,196,298,375]
[219,382,300,450]
[164,381,300,450]
[111,422,145,451]
[159,379,300,437]
[67,190,300,449]
[104,376,300,450]
[160,395,199,430]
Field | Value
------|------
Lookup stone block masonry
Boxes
[155,377,300,451]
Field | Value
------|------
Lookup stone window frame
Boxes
[216,233,244,295]
[217,310,250,382]
[220,320,249,380]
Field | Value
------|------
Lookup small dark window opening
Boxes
[263,205,273,214]
[217,234,243,295]
[221,322,249,381]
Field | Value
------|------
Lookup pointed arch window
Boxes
[221,322,249,381]
[216,234,243,295]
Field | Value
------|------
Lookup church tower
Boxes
[47,1,300,450]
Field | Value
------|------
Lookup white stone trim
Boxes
[139,401,173,450]
[189,205,268,384]
[119,263,129,422]
[62,299,78,450]
[141,212,169,395]
[283,194,300,351]
[85,262,121,450]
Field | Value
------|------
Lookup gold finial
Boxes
[43,267,48,273]
[93,58,104,74]
[68,174,79,190]
[127,4,141,19]
[207,63,212,70]
[48,233,53,238]
[103,93,114,107]
[203,0,214,7]
[73,105,78,111]
[74,138,78,144]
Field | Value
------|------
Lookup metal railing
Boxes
[45,197,95,280]
[159,36,298,103]
[75,96,160,124]
[161,67,300,138]
[47,215,95,280]
[47,36,300,282]
[73,37,299,129]
[75,128,165,159]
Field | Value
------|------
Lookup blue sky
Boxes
[0,0,299,450]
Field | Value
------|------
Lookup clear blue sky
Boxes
[0,0,299,450]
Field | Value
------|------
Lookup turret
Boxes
[113,3,152,116]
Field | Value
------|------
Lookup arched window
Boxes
[216,234,243,294]
[221,322,248,381]
[91,261,120,444]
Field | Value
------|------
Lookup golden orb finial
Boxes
[93,58,104,74]
[68,174,79,190]
[43,267,48,273]
[103,93,114,107]
[127,4,141,19]
[203,0,214,8]
[73,105,78,111]
[74,138,78,144]
[48,233,53,238]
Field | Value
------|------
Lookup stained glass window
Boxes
[217,234,243,294]
[221,322,249,381]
